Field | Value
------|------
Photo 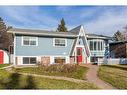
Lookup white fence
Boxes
[103,58,127,65]
[9,54,14,63]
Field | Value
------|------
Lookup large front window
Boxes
[89,40,104,51]
[54,38,66,47]
[23,57,36,64]
[22,36,38,46]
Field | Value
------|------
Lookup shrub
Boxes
[37,64,78,73]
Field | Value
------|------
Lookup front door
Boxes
[0,51,4,64]
[77,47,82,64]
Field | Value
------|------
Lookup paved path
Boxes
[80,64,116,89]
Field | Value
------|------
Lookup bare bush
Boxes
[37,63,78,73]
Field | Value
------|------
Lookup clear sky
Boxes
[0,6,127,36]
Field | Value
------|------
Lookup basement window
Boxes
[54,57,66,64]
[23,57,36,64]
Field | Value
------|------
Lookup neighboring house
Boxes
[0,49,9,64]
[109,41,127,58]
[8,25,111,65]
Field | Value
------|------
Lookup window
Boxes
[89,40,104,51]
[54,38,66,47]
[77,48,81,55]
[101,41,103,50]
[22,36,38,46]
[23,57,36,64]
[54,57,66,64]
[94,42,97,50]
[98,41,100,51]
[89,41,93,50]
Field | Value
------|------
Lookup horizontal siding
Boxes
[15,36,74,56]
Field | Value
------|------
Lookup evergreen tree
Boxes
[113,30,125,41]
[0,17,13,51]
[57,18,67,32]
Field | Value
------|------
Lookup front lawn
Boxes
[13,64,88,80]
[0,64,10,69]
[0,69,97,89]
[98,65,127,89]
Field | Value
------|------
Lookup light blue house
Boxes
[8,25,111,65]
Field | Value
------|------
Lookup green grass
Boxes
[13,66,88,80]
[103,64,127,70]
[0,69,97,89]
[98,65,127,89]
[0,64,10,68]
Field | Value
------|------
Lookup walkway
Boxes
[80,64,115,89]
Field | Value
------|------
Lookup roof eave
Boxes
[86,36,112,40]
[8,31,77,38]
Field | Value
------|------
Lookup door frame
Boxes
[76,47,83,64]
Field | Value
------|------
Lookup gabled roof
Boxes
[69,25,82,34]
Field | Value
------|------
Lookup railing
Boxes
[103,58,127,65]
[91,51,105,56]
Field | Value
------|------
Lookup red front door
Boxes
[0,51,4,64]
[77,47,82,64]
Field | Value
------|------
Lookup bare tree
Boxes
[0,17,13,51]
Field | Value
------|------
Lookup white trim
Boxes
[81,26,91,56]
[22,36,38,46]
[53,38,67,47]
[72,25,91,57]
[13,33,16,65]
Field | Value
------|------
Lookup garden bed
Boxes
[13,64,88,80]
[0,69,97,89]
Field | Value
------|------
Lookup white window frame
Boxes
[22,57,37,64]
[22,36,38,46]
[89,39,104,51]
[53,38,67,47]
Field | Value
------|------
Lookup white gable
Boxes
[71,25,91,57]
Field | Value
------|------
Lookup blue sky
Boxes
[0,6,127,36]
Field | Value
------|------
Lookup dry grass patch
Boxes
[13,64,88,80]
[0,69,97,89]
[98,65,127,89]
